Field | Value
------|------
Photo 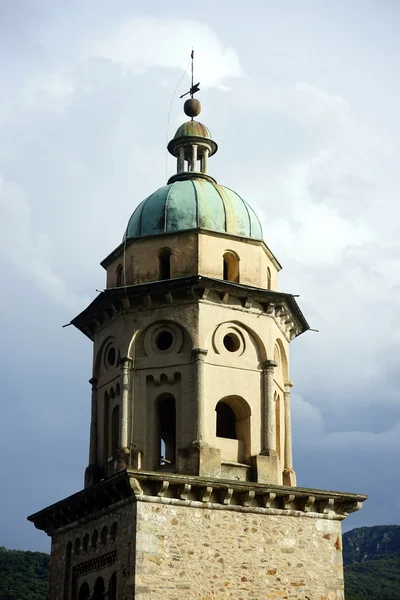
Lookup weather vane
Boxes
[180,49,200,99]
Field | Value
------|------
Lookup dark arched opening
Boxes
[93,577,105,600]
[116,263,124,287]
[109,572,117,600]
[216,402,237,439]
[223,252,240,282]
[156,393,176,467]
[111,405,120,458]
[158,249,171,280]
[78,582,90,600]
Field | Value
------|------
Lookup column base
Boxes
[283,468,297,487]
[178,443,221,478]
[252,452,282,485]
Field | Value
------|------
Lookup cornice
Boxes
[70,276,309,342]
[28,469,367,536]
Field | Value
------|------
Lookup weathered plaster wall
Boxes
[134,501,344,600]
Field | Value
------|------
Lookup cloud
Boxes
[91,16,243,90]
[0,175,88,309]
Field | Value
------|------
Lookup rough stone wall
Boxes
[134,501,344,600]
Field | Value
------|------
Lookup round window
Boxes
[223,333,241,353]
[156,330,174,351]
[105,345,117,368]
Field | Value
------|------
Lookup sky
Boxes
[0,0,399,552]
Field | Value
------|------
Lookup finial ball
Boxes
[184,98,201,117]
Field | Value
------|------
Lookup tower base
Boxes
[28,470,366,600]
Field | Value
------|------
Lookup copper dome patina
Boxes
[125,101,262,241]
[124,179,262,241]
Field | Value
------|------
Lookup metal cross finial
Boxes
[180,49,200,99]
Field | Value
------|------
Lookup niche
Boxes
[223,252,240,282]
[158,248,172,280]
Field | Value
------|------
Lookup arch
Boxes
[158,248,172,280]
[93,577,105,600]
[100,526,108,546]
[111,404,120,458]
[82,533,89,554]
[275,338,289,382]
[116,263,124,287]
[74,537,80,557]
[223,251,240,282]
[267,267,272,289]
[91,530,98,550]
[78,582,90,600]
[215,396,251,462]
[156,393,176,467]
[216,402,237,439]
[110,522,118,543]
[210,320,267,362]
[109,572,117,600]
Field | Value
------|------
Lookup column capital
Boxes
[192,348,208,360]
[260,360,278,372]
[284,380,294,392]
[119,356,133,367]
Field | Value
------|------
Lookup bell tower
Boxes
[29,87,367,600]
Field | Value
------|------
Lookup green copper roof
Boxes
[174,120,211,139]
[125,179,263,241]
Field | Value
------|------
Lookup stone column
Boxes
[202,148,209,173]
[88,377,98,465]
[284,380,294,469]
[119,357,132,451]
[261,360,278,454]
[191,144,198,171]
[192,348,208,443]
[177,147,185,173]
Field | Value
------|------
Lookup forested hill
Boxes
[343,524,400,564]
[1,525,400,599]
[343,525,400,600]
[0,546,49,600]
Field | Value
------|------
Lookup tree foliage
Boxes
[0,546,49,600]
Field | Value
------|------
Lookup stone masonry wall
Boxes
[134,500,344,600]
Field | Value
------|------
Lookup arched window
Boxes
[100,526,108,546]
[223,252,240,282]
[116,263,124,287]
[109,572,117,600]
[158,249,171,280]
[111,405,120,458]
[93,577,105,600]
[78,582,90,600]
[91,530,98,550]
[82,533,89,554]
[216,402,237,439]
[156,393,176,467]
[110,522,118,543]
[215,396,251,463]
[267,267,272,289]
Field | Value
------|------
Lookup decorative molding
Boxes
[28,470,367,535]
[70,277,308,343]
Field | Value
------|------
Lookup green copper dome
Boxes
[173,120,211,140]
[125,179,263,241]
